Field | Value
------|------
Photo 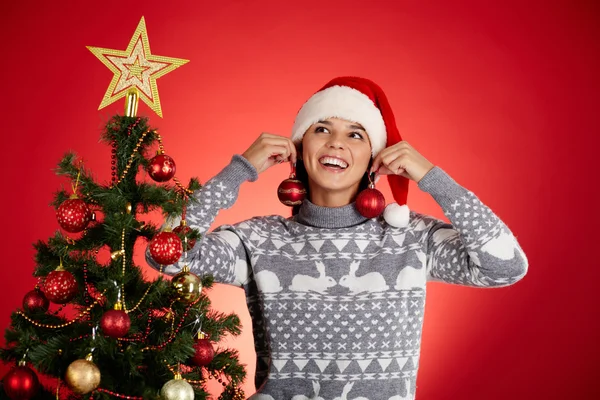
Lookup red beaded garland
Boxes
[111,141,118,183]
[173,224,196,251]
[143,304,193,351]
[126,117,141,136]
[95,388,143,399]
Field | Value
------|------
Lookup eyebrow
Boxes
[348,124,366,131]
[316,120,366,131]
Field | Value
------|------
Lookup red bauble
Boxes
[173,224,196,251]
[149,231,183,265]
[277,177,306,206]
[355,187,386,219]
[100,309,131,338]
[43,269,78,304]
[22,289,49,313]
[148,153,176,182]
[190,337,215,366]
[56,197,91,233]
[2,364,40,400]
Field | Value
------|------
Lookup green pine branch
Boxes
[0,114,246,399]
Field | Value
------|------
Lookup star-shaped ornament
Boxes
[87,16,188,117]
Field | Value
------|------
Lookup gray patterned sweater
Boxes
[146,155,528,400]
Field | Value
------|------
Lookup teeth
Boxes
[319,157,348,169]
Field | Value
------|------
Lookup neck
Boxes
[296,199,368,228]
[308,180,360,208]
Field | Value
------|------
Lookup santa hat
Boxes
[291,76,410,228]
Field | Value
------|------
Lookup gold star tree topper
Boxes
[87,17,189,117]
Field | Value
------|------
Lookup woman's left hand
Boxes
[370,141,435,183]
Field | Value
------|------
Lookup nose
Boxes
[326,132,345,150]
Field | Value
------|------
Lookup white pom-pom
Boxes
[383,203,410,228]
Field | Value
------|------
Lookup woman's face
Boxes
[301,117,372,204]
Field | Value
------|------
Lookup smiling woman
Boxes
[146,76,528,400]
[300,118,372,207]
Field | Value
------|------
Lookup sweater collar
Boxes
[295,199,369,229]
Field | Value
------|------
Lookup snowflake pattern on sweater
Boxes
[146,155,528,400]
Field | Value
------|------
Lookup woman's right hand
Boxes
[242,133,298,175]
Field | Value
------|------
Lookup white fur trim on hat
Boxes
[383,203,410,228]
[291,85,387,157]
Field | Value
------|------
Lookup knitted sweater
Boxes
[146,155,528,400]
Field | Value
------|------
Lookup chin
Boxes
[311,178,357,195]
[307,165,363,194]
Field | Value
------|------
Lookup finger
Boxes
[281,138,297,164]
[257,134,289,153]
[376,165,395,175]
[282,138,296,163]
[387,158,406,176]
[372,146,405,173]
[370,157,379,174]
[260,137,291,155]
[382,147,412,168]
[395,140,410,149]
[262,137,294,154]
[380,151,401,170]
[272,138,297,164]
[259,132,282,139]
[267,144,292,161]
[371,149,388,173]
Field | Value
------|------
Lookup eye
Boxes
[349,131,364,139]
[315,126,330,133]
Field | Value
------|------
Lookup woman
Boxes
[147,77,528,400]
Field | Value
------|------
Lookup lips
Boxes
[318,155,349,169]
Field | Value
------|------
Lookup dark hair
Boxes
[291,158,372,216]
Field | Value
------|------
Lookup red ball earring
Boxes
[277,163,307,206]
[355,172,386,218]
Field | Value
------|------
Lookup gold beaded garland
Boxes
[155,133,193,196]
[126,284,153,314]
[110,129,151,188]
[119,229,128,311]
[16,290,106,329]
[108,130,193,196]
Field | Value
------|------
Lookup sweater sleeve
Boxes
[415,166,528,287]
[145,154,259,286]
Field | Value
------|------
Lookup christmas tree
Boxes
[0,17,246,400]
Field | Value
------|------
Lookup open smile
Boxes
[318,156,349,173]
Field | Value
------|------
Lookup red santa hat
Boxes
[291,76,410,228]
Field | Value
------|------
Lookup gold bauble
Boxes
[64,355,101,395]
[160,374,195,400]
[171,266,202,304]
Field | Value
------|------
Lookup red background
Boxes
[1,0,598,398]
